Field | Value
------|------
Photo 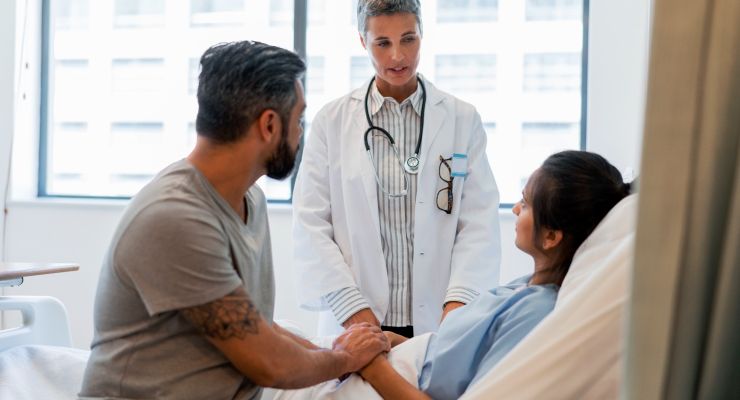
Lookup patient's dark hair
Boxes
[195,41,305,143]
[529,150,632,285]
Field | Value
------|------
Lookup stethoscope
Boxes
[363,75,427,197]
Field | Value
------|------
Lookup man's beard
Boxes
[265,128,298,180]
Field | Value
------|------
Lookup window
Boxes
[42,0,586,205]
[523,53,581,92]
[111,58,165,93]
[526,0,582,21]
[270,0,293,27]
[520,122,579,184]
[437,0,499,23]
[190,0,245,27]
[41,0,295,200]
[188,58,199,95]
[113,0,165,28]
[306,56,325,95]
[54,0,88,30]
[435,54,496,93]
[349,56,374,90]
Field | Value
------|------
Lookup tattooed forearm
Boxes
[181,287,261,339]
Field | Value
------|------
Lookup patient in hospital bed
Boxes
[270,150,633,400]
[0,150,633,400]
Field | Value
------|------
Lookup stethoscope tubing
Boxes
[362,75,427,197]
[362,75,427,157]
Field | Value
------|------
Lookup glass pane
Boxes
[523,53,581,92]
[190,0,245,27]
[437,0,499,23]
[113,0,165,28]
[526,0,582,21]
[435,54,496,93]
[54,0,88,30]
[44,0,295,199]
[304,0,584,205]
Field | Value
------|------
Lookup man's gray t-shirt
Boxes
[79,159,275,400]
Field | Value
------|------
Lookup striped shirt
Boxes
[325,79,479,327]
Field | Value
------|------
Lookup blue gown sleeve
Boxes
[468,286,558,388]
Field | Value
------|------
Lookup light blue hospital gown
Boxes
[418,275,558,399]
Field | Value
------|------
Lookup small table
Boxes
[0,263,80,288]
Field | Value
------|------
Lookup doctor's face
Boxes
[361,12,421,94]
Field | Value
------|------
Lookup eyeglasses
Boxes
[436,156,453,214]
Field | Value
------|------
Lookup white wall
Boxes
[586,0,651,178]
[0,0,17,262]
[1,0,651,349]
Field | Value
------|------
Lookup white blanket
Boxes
[0,345,88,400]
[264,333,432,400]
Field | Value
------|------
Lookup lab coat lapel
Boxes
[349,86,382,240]
[418,82,447,174]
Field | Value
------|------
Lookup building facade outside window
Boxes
[41,0,294,199]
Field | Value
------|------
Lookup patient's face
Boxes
[512,174,537,256]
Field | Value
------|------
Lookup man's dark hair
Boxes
[195,41,305,143]
[529,150,632,285]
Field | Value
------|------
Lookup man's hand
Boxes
[341,308,380,329]
[441,301,465,322]
[332,323,390,373]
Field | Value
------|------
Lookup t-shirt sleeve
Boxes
[114,199,243,316]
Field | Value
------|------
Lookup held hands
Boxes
[440,301,465,322]
[383,331,408,348]
[332,323,391,373]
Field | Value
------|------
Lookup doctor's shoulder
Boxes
[448,94,480,123]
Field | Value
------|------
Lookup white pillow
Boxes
[461,194,638,400]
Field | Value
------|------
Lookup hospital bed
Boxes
[0,195,637,399]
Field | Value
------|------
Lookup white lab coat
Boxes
[292,78,501,335]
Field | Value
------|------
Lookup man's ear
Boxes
[256,109,281,144]
[541,229,563,251]
[359,32,367,50]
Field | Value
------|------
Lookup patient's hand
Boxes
[383,331,408,348]
[332,323,390,373]
[359,354,389,380]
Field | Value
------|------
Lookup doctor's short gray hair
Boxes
[357,0,423,38]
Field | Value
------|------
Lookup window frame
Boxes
[37,0,588,206]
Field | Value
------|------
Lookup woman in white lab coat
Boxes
[292,0,501,336]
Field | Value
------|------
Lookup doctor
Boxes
[293,0,501,337]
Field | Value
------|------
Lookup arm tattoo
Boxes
[181,287,261,339]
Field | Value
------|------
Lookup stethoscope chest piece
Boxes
[404,155,420,174]
[363,75,427,195]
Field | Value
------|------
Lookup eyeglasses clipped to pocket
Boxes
[436,153,468,214]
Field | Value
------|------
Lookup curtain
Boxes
[625,0,740,397]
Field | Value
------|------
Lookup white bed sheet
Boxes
[0,344,88,400]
